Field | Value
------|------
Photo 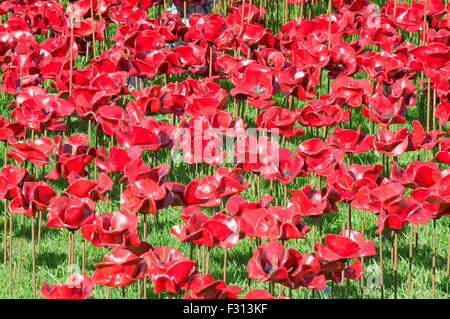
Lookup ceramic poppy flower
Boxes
[91,248,147,288]
[362,92,407,128]
[46,195,96,231]
[183,167,249,207]
[326,164,384,201]
[64,172,113,202]
[411,120,445,151]
[327,125,375,153]
[296,138,345,176]
[248,241,303,288]
[7,136,54,166]
[375,195,434,233]
[330,76,373,108]
[297,95,350,127]
[142,246,197,295]
[372,127,417,157]
[234,135,280,174]
[96,145,142,174]
[45,134,96,180]
[239,206,309,241]
[261,147,307,185]
[80,210,141,249]
[256,106,304,138]
[315,230,376,262]
[327,44,358,78]
[289,185,340,217]
[11,93,75,132]
[171,206,215,247]
[411,172,450,218]
[40,274,94,299]
[120,177,168,215]
[0,115,25,142]
[9,181,56,217]
[230,61,278,108]
[184,274,241,299]
[225,193,273,217]
[432,137,450,164]
[0,165,34,200]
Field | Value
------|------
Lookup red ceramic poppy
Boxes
[91,248,147,287]
[81,210,141,249]
[225,193,273,217]
[40,274,94,299]
[330,76,373,108]
[46,134,96,180]
[432,137,450,164]
[372,127,417,157]
[411,120,445,151]
[142,246,197,295]
[9,181,56,217]
[184,274,241,299]
[326,164,384,201]
[0,165,34,200]
[256,106,304,138]
[64,172,113,202]
[297,95,350,127]
[351,182,405,213]
[289,185,340,217]
[375,195,433,233]
[327,125,375,153]
[7,136,54,166]
[315,230,376,261]
[296,138,345,176]
[46,195,96,231]
[248,241,304,288]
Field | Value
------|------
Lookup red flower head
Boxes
[183,167,249,207]
[296,138,345,176]
[0,165,34,200]
[248,241,322,289]
[46,133,96,180]
[40,274,94,299]
[46,195,96,231]
[9,181,56,217]
[256,106,304,138]
[230,61,278,109]
[289,184,340,217]
[375,195,433,233]
[92,247,147,287]
[7,136,54,166]
[297,95,350,128]
[81,210,141,249]
[225,193,273,217]
[64,172,113,202]
[327,125,375,153]
[330,77,373,108]
[373,127,417,157]
[315,230,376,262]
[184,274,241,299]
[326,164,384,201]
[142,246,197,295]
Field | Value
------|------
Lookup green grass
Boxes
[0,0,449,300]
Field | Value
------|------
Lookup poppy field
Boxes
[0,0,449,300]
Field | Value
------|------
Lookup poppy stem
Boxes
[8,201,12,298]
[415,224,419,254]
[360,211,365,297]
[31,215,36,299]
[394,230,398,299]
[17,212,24,284]
[327,0,332,50]
[390,230,394,270]
[408,224,414,297]
[89,0,97,57]
[143,213,148,241]
[3,199,7,266]
[347,201,352,231]
[379,232,384,299]
[67,231,72,279]
[223,248,227,283]
[82,238,86,274]
[311,217,316,252]
[202,245,206,274]
[432,218,437,298]
[206,246,211,274]
[37,211,42,254]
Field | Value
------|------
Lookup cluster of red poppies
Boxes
[0,0,449,299]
